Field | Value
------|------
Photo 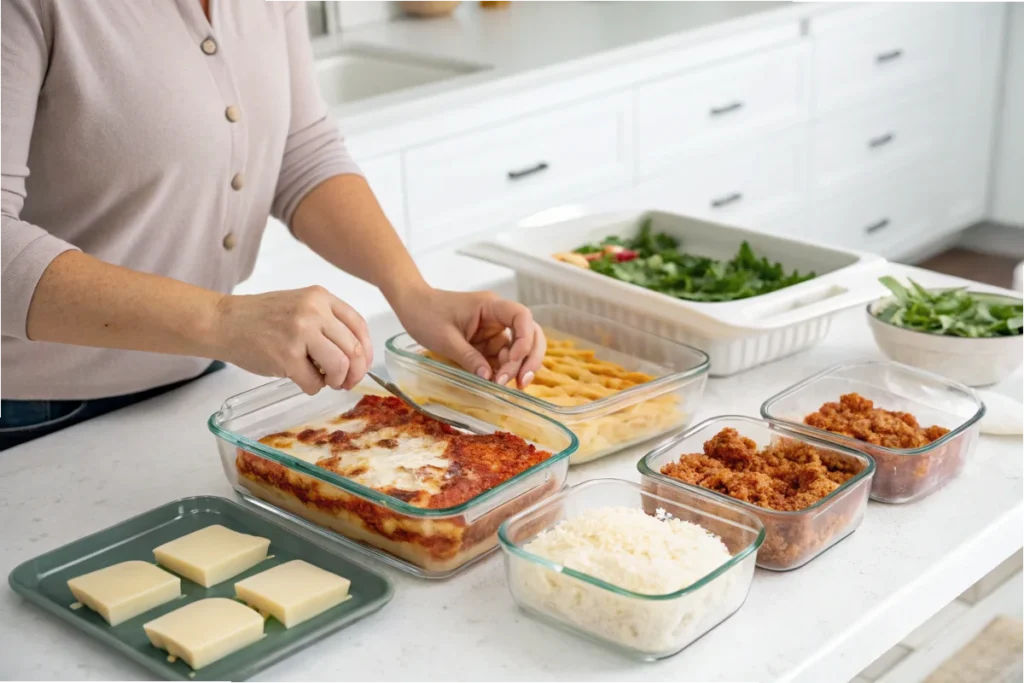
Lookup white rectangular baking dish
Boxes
[460,209,887,376]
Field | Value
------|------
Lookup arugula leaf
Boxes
[874,276,1023,338]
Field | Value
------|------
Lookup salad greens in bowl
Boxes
[552,219,816,303]
[867,276,1023,386]
[872,276,1022,338]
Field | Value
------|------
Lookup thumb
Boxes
[441,330,493,380]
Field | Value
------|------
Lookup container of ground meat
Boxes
[497,478,764,659]
[760,361,985,504]
[638,416,874,571]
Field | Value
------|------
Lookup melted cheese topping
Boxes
[256,395,551,509]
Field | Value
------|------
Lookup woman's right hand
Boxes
[210,286,373,395]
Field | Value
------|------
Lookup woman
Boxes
[0,0,544,450]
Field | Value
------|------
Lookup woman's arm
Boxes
[277,6,545,386]
[1,0,370,395]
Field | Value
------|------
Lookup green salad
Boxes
[559,219,816,302]
[875,276,1023,338]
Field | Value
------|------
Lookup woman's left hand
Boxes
[392,287,545,389]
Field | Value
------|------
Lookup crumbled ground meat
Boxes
[660,427,864,512]
[803,393,949,450]
[801,393,961,504]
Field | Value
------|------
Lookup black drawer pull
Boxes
[507,162,549,180]
[710,192,743,209]
[868,133,895,149]
[876,49,903,63]
[865,218,891,234]
[710,101,744,117]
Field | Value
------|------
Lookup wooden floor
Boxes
[915,248,1019,289]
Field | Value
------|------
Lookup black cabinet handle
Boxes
[507,162,549,181]
[710,192,743,209]
[876,49,903,63]
[868,133,895,149]
[865,218,891,234]
[710,101,744,117]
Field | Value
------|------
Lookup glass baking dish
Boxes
[638,416,874,571]
[385,304,709,465]
[760,360,985,504]
[498,479,763,660]
[209,376,577,579]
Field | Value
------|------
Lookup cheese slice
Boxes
[234,560,351,628]
[67,560,181,626]
[143,598,264,670]
[153,525,270,588]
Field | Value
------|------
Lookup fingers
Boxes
[446,330,493,380]
[330,298,373,364]
[288,355,326,396]
[485,299,536,363]
[307,333,352,391]
[517,323,546,388]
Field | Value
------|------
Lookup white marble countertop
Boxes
[1,258,1021,682]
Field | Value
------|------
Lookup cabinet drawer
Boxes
[405,94,632,251]
[635,41,810,178]
[810,88,947,193]
[811,165,939,257]
[358,153,407,243]
[811,4,955,115]
[630,128,807,227]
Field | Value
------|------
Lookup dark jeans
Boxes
[0,361,225,452]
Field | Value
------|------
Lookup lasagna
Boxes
[235,395,557,572]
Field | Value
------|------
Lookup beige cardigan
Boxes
[1,0,361,399]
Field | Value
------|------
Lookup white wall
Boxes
[991,4,1024,227]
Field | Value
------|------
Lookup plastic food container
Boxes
[209,377,577,579]
[498,478,763,660]
[638,416,874,571]
[386,305,709,465]
[760,360,985,504]
[461,209,887,376]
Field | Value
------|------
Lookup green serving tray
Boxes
[9,496,394,681]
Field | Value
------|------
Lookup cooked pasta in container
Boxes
[385,305,710,464]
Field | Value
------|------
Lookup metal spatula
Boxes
[364,370,488,435]
[310,356,486,434]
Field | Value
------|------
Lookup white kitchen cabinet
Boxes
[812,159,942,258]
[608,127,808,233]
[809,86,947,195]
[404,93,633,252]
[992,4,1024,227]
[279,1,1012,278]
[810,3,956,116]
[634,40,810,178]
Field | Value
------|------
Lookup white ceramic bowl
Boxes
[866,292,1023,387]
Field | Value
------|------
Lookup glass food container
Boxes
[638,416,874,571]
[209,376,577,579]
[498,478,764,660]
[760,360,985,504]
[385,305,709,465]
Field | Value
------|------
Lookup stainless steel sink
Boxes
[316,46,487,106]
